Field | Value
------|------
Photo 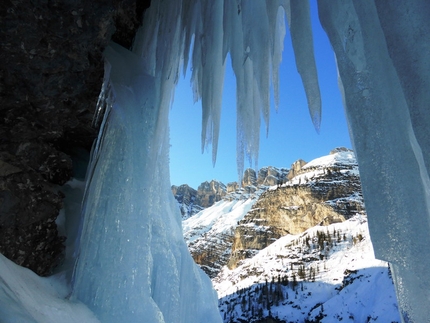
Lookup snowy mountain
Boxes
[182,166,289,278]
[214,215,400,323]
[182,149,400,322]
[184,149,363,277]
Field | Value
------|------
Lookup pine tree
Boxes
[292,273,297,291]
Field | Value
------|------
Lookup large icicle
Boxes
[318,1,430,321]
[72,42,221,323]
[289,0,321,132]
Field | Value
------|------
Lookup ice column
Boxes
[318,1,430,321]
[71,43,221,323]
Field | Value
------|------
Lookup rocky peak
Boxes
[287,159,307,180]
[257,166,289,186]
[172,180,227,218]
[196,180,227,208]
[330,146,352,154]
[171,184,202,220]
[226,182,239,193]
[242,168,257,187]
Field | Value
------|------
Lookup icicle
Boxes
[93,60,112,128]
[268,4,287,112]
[290,0,321,132]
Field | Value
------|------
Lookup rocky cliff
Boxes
[171,184,202,219]
[183,149,364,277]
[0,0,150,275]
[182,166,289,278]
[173,167,289,219]
[228,149,363,269]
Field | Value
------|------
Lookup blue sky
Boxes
[169,1,351,189]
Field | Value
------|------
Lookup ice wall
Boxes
[318,1,430,321]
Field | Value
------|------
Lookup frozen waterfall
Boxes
[67,0,429,322]
[318,1,430,322]
[72,1,319,322]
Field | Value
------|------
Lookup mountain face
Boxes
[171,180,227,219]
[181,149,400,322]
[171,184,203,219]
[183,150,363,277]
[172,167,289,219]
[181,166,289,278]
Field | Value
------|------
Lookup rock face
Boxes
[0,0,150,275]
[257,166,289,186]
[227,150,364,269]
[196,180,227,208]
[172,180,227,218]
[242,168,257,187]
[182,167,289,278]
[226,182,239,193]
[287,159,307,180]
[171,184,202,219]
[182,151,362,277]
[173,167,290,219]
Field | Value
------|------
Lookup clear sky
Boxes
[169,0,351,189]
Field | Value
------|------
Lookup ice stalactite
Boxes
[318,1,430,322]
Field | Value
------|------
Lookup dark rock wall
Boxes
[0,0,150,275]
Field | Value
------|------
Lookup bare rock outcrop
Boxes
[171,184,202,219]
[196,180,227,208]
[287,159,307,180]
[172,180,227,218]
[242,168,257,187]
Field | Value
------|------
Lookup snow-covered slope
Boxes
[183,188,266,277]
[288,148,359,186]
[213,215,400,322]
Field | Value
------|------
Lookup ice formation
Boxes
[72,1,321,322]
[73,0,429,322]
[318,1,430,322]
[71,42,221,323]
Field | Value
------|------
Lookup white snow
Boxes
[183,199,256,243]
[302,150,356,170]
[287,150,359,186]
[0,254,99,323]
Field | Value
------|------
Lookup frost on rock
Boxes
[318,1,430,322]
